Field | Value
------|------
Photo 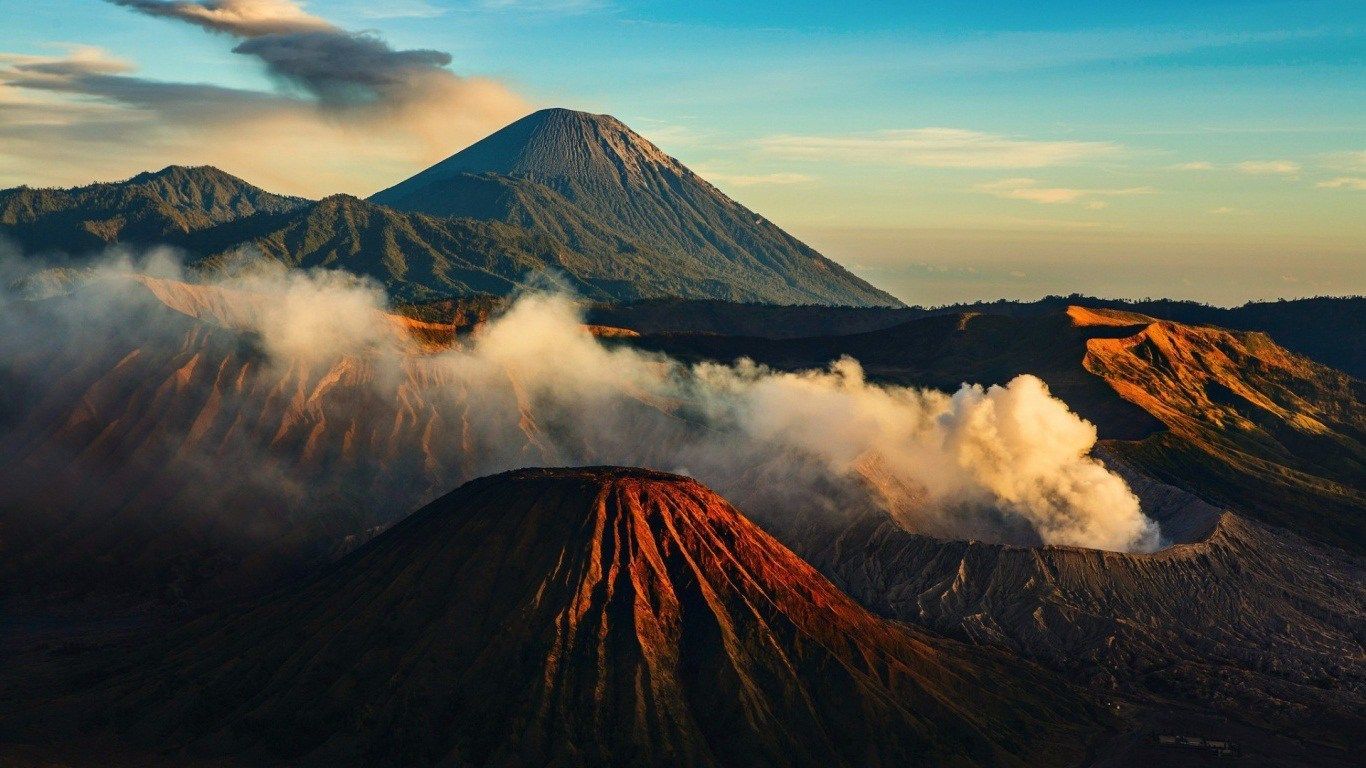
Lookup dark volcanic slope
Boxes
[788,468,1364,761]
[0,166,307,254]
[183,194,643,301]
[8,468,1095,768]
[371,108,901,307]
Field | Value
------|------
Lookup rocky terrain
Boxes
[0,468,1097,767]
[584,295,1366,378]
[638,306,1365,552]
[774,464,1363,762]
[0,109,899,307]
[0,105,1360,768]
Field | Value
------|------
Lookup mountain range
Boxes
[1,109,899,307]
[0,107,1361,767]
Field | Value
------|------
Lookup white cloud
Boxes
[758,128,1120,169]
[705,171,816,187]
[1320,150,1366,172]
[1172,161,1215,170]
[1236,160,1301,175]
[1316,176,1366,191]
[356,0,447,19]
[973,177,1155,205]
[477,0,610,12]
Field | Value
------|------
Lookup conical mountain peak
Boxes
[377,106,680,193]
[57,466,1089,765]
[370,108,904,307]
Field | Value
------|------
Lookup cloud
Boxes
[107,0,332,35]
[477,0,611,13]
[107,0,479,113]
[1319,150,1366,172]
[1209,206,1252,215]
[0,3,529,195]
[1316,176,1366,191]
[974,177,1155,205]
[1235,160,1301,175]
[355,0,447,19]
[1172,161,1214,170]
[704,171,816,187]
[757,128,1120,169]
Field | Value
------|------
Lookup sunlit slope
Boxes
[1078,307,1365,550]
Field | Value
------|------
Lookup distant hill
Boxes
[587,295,1366,378]
[370,108,901,307]
[0,165,307,254]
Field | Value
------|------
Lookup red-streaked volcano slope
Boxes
[35,468,1095,768]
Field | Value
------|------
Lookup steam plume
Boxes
[0,250,1162,553]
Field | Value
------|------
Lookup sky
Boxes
[0,0,1362,305]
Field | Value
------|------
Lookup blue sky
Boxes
[0,0,1362,304]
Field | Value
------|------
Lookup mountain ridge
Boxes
[0,165,308,254]
[2,110,902,307]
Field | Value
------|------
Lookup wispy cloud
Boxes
[1209,206,1252,215]
[1175,159,1312,177]
[356,0,447,19]
[1320,150,1366,172]
[0,1,529,195]
[106,0,464,112]
[1236,160,1301,175]
[891,27,1344,74]
[1317,176,1366,191]
[704,171,815,187]
[477,0,610,13]
[973,177,1155,206]
[758,128,1119,169]
[107,0,332,35]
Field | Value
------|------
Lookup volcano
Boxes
[8,468,1094,767]
[369,108,901,306]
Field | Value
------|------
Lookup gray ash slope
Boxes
[370,108,900,306]
[760,457,1364,765]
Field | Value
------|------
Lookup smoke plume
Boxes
[108,0,466,114]
[0,3,528,195]
[0,250,1162,557]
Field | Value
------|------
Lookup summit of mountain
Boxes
[369,108,902,307]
